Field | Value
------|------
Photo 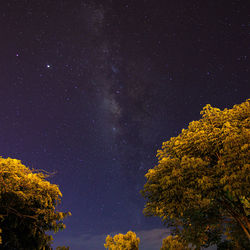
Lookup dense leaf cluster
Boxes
[0,157,71,249]
[142,99,250,248]
[160,235,189,250]
[104,231,140,250]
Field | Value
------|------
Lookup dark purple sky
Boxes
[0,1,249,249]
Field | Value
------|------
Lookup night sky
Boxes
[0,1,249,249]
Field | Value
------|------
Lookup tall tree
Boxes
[0,157,71,249]
[142,100,250,248]
[104,231,140,250]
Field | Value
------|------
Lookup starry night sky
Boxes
[0,1,249,249]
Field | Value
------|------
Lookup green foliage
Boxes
[0,157,71,249]
[104,231,140,250]
[56,246,70,250]
[142,100,250,248]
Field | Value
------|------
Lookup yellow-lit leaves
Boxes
[142,99,250,245]
[161,235,190,250]
[104,231,140,250]
[0,157,71,245]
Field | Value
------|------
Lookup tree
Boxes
[0,157,71,249]
[161,235,190,250]
[141,100,250,248]
[104,231,140,250]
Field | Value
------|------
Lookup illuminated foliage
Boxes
[104,231,140,250]
[142,100,250,248]
[160,235,190,250]
[0,157,71,249]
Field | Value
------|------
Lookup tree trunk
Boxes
[234,215,250,240]
[219,196,250,240]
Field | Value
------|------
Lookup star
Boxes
[1,1,248,249]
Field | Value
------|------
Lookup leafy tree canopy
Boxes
[104,231,140,250]
[0,157,71,249]
[142,99,250,248]
[161,235,190,250]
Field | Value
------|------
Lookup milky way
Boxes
[0,1,249,249]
